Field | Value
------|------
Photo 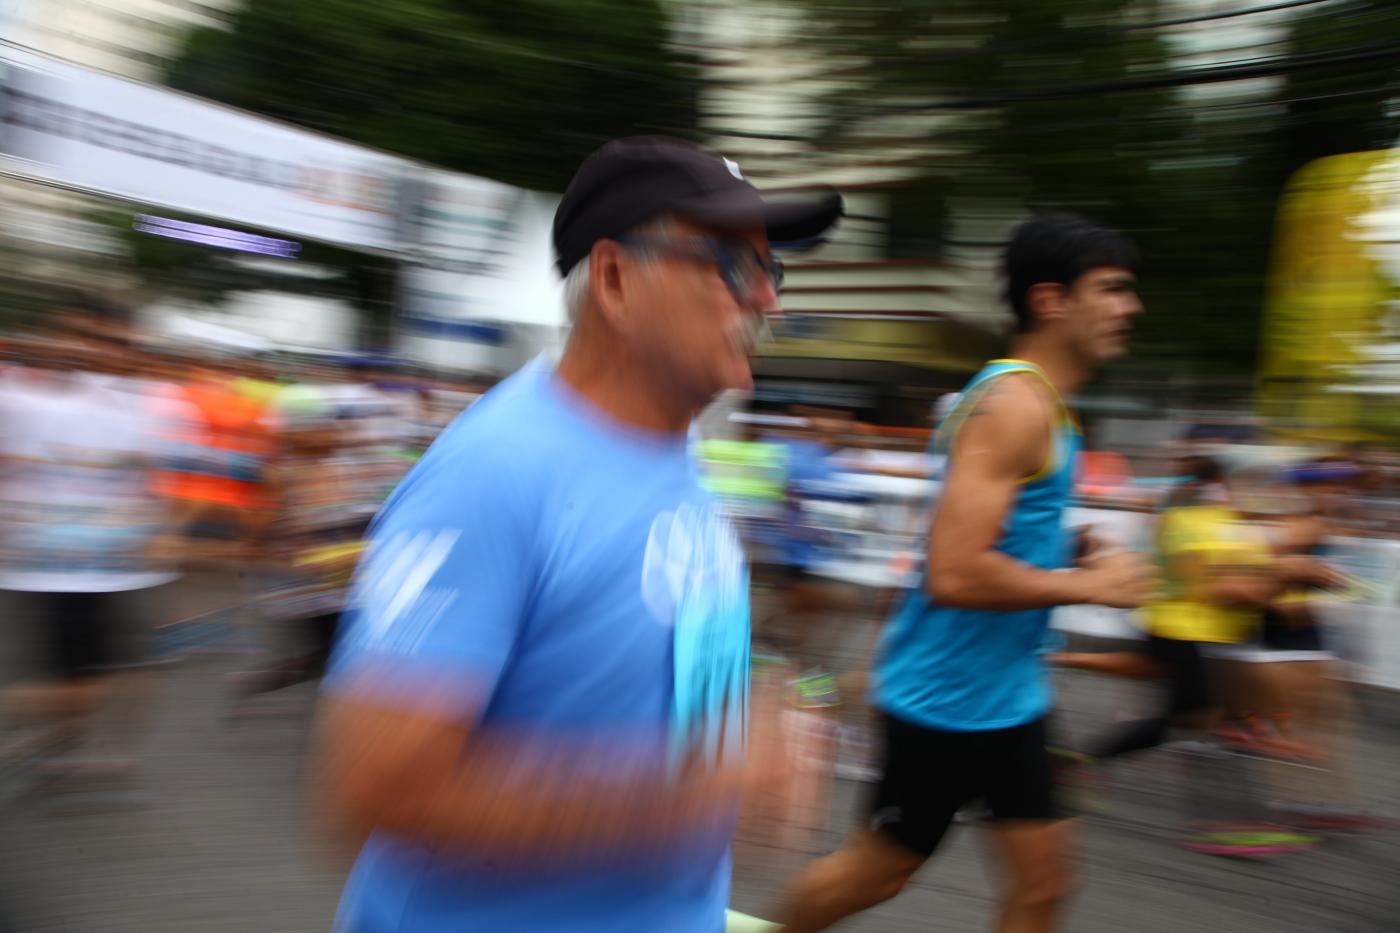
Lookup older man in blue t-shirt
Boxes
[313,138,840,932]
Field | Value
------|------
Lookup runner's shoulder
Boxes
[945,373,1053,479]
[388,389,553,516]
[962,372,1051,435]
[434,407,550,476]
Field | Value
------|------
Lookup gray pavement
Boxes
[0,584,1397,933]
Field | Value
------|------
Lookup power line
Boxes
[1106,0,1333,32]
[870,39,1400,115]
[704,82,1397,152]
[799,0,1341,80]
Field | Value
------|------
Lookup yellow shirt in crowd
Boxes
[1146,505,1273,644]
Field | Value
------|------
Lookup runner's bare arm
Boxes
[926,376,1150,611]
[312,689,750,862]
[1205,554,1339,607]
[1202,559,1282,607]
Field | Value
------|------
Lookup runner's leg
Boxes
[777,829,924,932]
[1050,651,1161,679]
[984,717,1075,933]
[13,594,109,749]
[775,712,980,931]
[990,821,1075,933]
[88,589,159,765]
[1089,637,1216,760]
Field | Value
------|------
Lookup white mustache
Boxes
[728,315,773,355]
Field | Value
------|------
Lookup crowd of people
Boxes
[0,136,1395,933]
[1052,450,1392,850]
[0,303,478,791]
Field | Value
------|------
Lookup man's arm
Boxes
[1199,558,1282,607]
[312,686,746,863]
[1204,555,1342,607]
[925,376,1150,611]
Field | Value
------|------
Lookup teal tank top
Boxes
[875,360,1081,731]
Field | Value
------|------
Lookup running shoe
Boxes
[725,910,780,932]
[1050,747,1112,815]
[1214,719,1324,763]
[1181,823,1320,858]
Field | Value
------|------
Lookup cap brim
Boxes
[672,187,843,246]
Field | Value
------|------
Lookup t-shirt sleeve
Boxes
[324,440,537,721]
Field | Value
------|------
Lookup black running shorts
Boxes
[866,711,1062,858]
[1144,635,1216,715]
[31,591,140,678]
[1259,608,1326,654]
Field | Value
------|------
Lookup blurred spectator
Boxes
[0,300,186,791]
[151,356,279,562]
[1213,465,1373,826]
[229,381,363,707]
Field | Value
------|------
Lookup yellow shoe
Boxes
[726,909,780,932]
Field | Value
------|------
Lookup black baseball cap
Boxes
[552,136,843,276]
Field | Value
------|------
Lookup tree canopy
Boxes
[166,0,698,192]
[797,0,1400,376]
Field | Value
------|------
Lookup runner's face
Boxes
[629,219,779,406]
[1064,266,1141,363]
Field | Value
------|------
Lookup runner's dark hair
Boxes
[1003,212,1138,333]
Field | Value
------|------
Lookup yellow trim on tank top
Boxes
[988,360,1075,424]
[976,360,1076,484]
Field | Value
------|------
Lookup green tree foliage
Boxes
[144,0,697,319]
[1275,0,1400,180]
[166,0,698,192]
[798,0,1400,376]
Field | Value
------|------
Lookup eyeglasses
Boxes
[615,234,784,305]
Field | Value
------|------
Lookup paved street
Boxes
[0,586,1396,933]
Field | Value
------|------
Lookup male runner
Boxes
[313,137,840,932]
[777,213,1154,933]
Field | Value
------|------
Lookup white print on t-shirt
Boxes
[352,529,461,653]
[641,502,750,772]
[640,501,745,627]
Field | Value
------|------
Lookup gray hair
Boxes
[563,260,592,323]
[561,215,676,323]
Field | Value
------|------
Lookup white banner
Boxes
[400,170,521,267]
[1318,536,1400,691]
[0,45,409,251]
[399,184,563,328]
[397,181,564,372]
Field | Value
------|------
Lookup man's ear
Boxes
[1024,281,1067,327]
[590,240,632,333]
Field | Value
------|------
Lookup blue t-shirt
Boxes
[326,361,751,933]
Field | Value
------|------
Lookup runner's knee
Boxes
[1008,854,1075,909]
[886,865,919,901]
[850,861,916,908]
[815,841,919,909]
